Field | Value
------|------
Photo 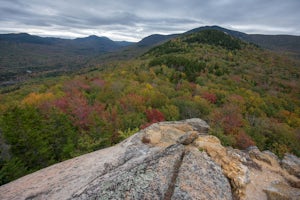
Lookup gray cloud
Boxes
[0,0,299,41]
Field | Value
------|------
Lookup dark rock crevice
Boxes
[227,178,239,200]
[164,150,185,200]
[25,190,51,200]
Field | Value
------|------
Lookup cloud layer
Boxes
[1,0,299,41]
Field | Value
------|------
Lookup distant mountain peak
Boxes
[14,32,31,36]
[85,35,100,39]
[74,35,112,41]
[185,26,248,40]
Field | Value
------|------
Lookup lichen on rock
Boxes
[193,135,250,199]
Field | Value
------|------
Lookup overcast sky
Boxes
[0,0,299,41]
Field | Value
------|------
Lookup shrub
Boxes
[202,92,217,104]
[209,127,236,147]
[235,130,255,149]
[146,109,165,123]
[140,109,165,129]
[161,105,180,121]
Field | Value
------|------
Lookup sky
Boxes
[0,0,299,42]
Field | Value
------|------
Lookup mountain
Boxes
[0,119,299,200]
[135,25,300,55]
[0,33,133,86]
[187,26,300,58]
[186,25,249,40]
[247,34,300,56]
[115,40,135,47]
[0,33,61,45]
[72,35,122,53]
[0,33,132,50]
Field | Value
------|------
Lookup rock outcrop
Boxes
[0,118,299,200]
[281,153,300,179]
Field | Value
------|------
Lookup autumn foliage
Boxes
[202,92,217,104]
[235,131,256,149]
[141,109,165,129]
[211,104,244,135]
[21,92,55,106]
[1,29,299,186]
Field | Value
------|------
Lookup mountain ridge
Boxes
[138,25,300,54]
[0,32,134,86]
[1,25,300,50]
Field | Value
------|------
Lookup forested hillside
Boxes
[187,26,300,59]
[0,33,132,86]
[0,29,299,185]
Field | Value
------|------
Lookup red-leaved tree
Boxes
[235,130,255,149]
[202,92,217,104]
[141,109,165,129]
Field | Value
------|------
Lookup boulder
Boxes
[176,131,199,145]
[248,146,280,166]
[264,182,300,200]
[281,153,300,178]
[172,147,232,200]
[193,135,249,199]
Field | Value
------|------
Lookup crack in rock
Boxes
[164,150,185,200]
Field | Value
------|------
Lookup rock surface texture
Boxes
[0,118,299,200]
